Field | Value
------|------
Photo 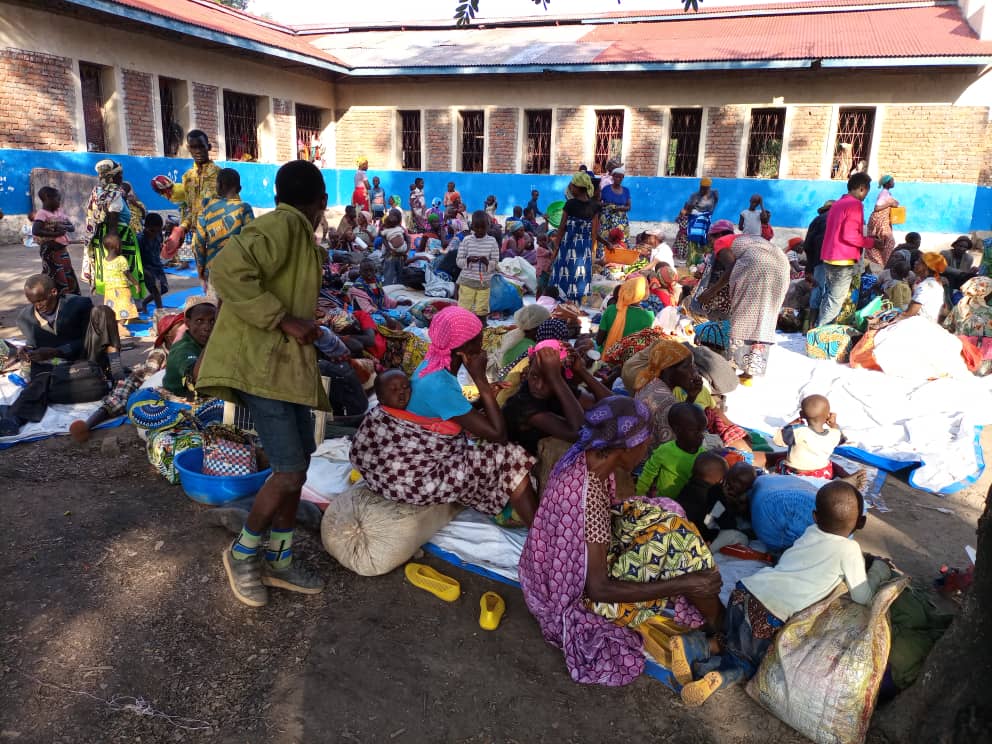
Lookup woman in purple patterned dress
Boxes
[518,396,723,686]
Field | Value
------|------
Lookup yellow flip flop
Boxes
[479,591,506,631]
[404,562,461,602]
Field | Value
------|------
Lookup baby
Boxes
[675,451,729,538]
[375,369,412,411]
[636,402,708,499]
[773,394,843,479]
[672,480,891,707]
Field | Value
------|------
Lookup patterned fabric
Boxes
[805,324,861,363]
[635,379,678,448]
[599,203,629,247]
[551,215,594,303]
[673,213,690,261]
[730,339,772,377]
[866,198,896,267]
[705,407,747,445]
[103,255,139,321]
[588,500,713,628]
[148,427,203,484]
[39,242,81,296]
[944,276,992,338]
[202,428,257,476]
[695,320,730,351]
[350,407,535,515]
[691,252,732,320]
[98,349,167,416]
[584,470,613,544]
[409,298,456,328]
[193,197,254,277]
[728,235,791,348]
[776,460,834,479]
[180,161,221,230]
[419,305,484,378]
[378,328,430,375]
[602,327,667,368]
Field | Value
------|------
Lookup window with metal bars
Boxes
[667,108,703,177]
[79,62,107,153]
[832,107,876,180]
[460,110,484,172]
[594,110,625,174]
[525,109,552,174]
[745,108,786,178]
[159,77,184,157]
[296,104,323,162]
[223,91,258,161]
[399,110,422,170]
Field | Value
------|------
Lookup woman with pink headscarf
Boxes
[350,306,539,524]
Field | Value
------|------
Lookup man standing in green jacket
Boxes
[197,160,330,608]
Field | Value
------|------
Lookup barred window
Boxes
[745,108,786,178]
[525,109,552,174]
[594,109,625,174]
[159,77,184,157]
[832,107,876,180]
[667,108,703,177]
[460,110,484,172]
[79,62,107,153]
[296,104,323,162]
[399,110,422,170]
[223,91,258,161]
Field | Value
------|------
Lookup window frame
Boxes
[594,109,625,174]
[745,107,787,179]
[398,110,422,171]
[666,108,704,177]
[459,109,485,173]
[223,90,260,162]
[78,61,108,153]
[524,109,552,175]
[832,106,877,180]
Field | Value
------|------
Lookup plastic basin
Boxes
[174,447,271,505]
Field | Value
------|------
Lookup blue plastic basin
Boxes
[174,447,271,505]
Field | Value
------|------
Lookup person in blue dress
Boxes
[550,172,600,304]
[599,166,632,249]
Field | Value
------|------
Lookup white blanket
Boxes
[725,332,992,493]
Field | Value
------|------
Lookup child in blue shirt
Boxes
[137,212,168,314]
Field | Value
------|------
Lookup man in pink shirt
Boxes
[818,173,879,325]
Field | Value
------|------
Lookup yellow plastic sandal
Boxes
[681,671,724,707]
[668,634,695,686]
[404,562,461,602]
[479,591,506,631]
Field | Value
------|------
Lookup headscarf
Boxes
[95,159,122,183]
[602,275,650,354]
[498,317,571,380]
[356,157,368,169]
[420,305,483,378]
[570,171,594,198]
[608,227,625,244]
[880,175,894,188]
[627,339,691,393]
[559,396,651,469]
[497,304,552,364]
[700,177,712,188]
[505,220,523,235]
[958,276,992,322]
[787,237,804,250]
[611,166,626,176]
[708,219,736,237]
[658,264,679,291]
[922,252,948,276]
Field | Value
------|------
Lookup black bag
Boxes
[47,361,110,404]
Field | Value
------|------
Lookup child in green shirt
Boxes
[636,402,707,499]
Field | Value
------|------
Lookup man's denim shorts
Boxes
[237,390,315,473]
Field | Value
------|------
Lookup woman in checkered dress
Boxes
[351,306,540,525]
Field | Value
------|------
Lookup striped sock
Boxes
[265,528,294,570]
[231,525,263,561]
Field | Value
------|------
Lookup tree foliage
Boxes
[215,0,249,10]
[455,0,703,26]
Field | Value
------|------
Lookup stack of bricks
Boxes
[0,48,76,150]
[272,97,294,163]
[703,105,745,177]
[554,107,585,174]
[335,107,393,168]
[425,109,452,171]
[877,105,989,183]
[192,82,219,146]
[122,69,156,156]
[487,108,518,173]
[627,107,664,176]
[785,105,832,179]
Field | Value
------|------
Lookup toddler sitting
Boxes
[672,480,892,706]
[773,394,842,479]
[636,403,707,499]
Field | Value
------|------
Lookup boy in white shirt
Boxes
[773,394,843,479]
[670,480,892,706]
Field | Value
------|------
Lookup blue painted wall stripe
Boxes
[1,149,989,233]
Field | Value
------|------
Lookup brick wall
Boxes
[0,48,77,150]
[980,117,992,187]
[703,105,745,177]
[785,105,831,179]
[877,105,989,183]
[425,109,452,171]
[121,69,156,156]
[272,97,294,163]
[627,107,664,176]
[554,107,585,174]
[335,107,393,168]
[191,82,219,146]
[487,107,518,173]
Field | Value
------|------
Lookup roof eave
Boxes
[62,0,351,74]
[819,56,992,66]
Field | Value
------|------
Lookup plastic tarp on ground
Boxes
[724,331,992,494]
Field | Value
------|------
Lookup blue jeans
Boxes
[819,263,859,326]
[809,264,826,312]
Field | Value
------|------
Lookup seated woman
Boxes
[624,339,758,462]
[690,220,738,321]
[943,275,992,376]
[162,302,216,398]
[350,306,539,525]
[904,252,948,323]
[496,317,574,405]
[519,396,724,686]
[349,259,413,327]
[596,275,654,354]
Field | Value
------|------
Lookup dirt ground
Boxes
[0,241,986,743]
